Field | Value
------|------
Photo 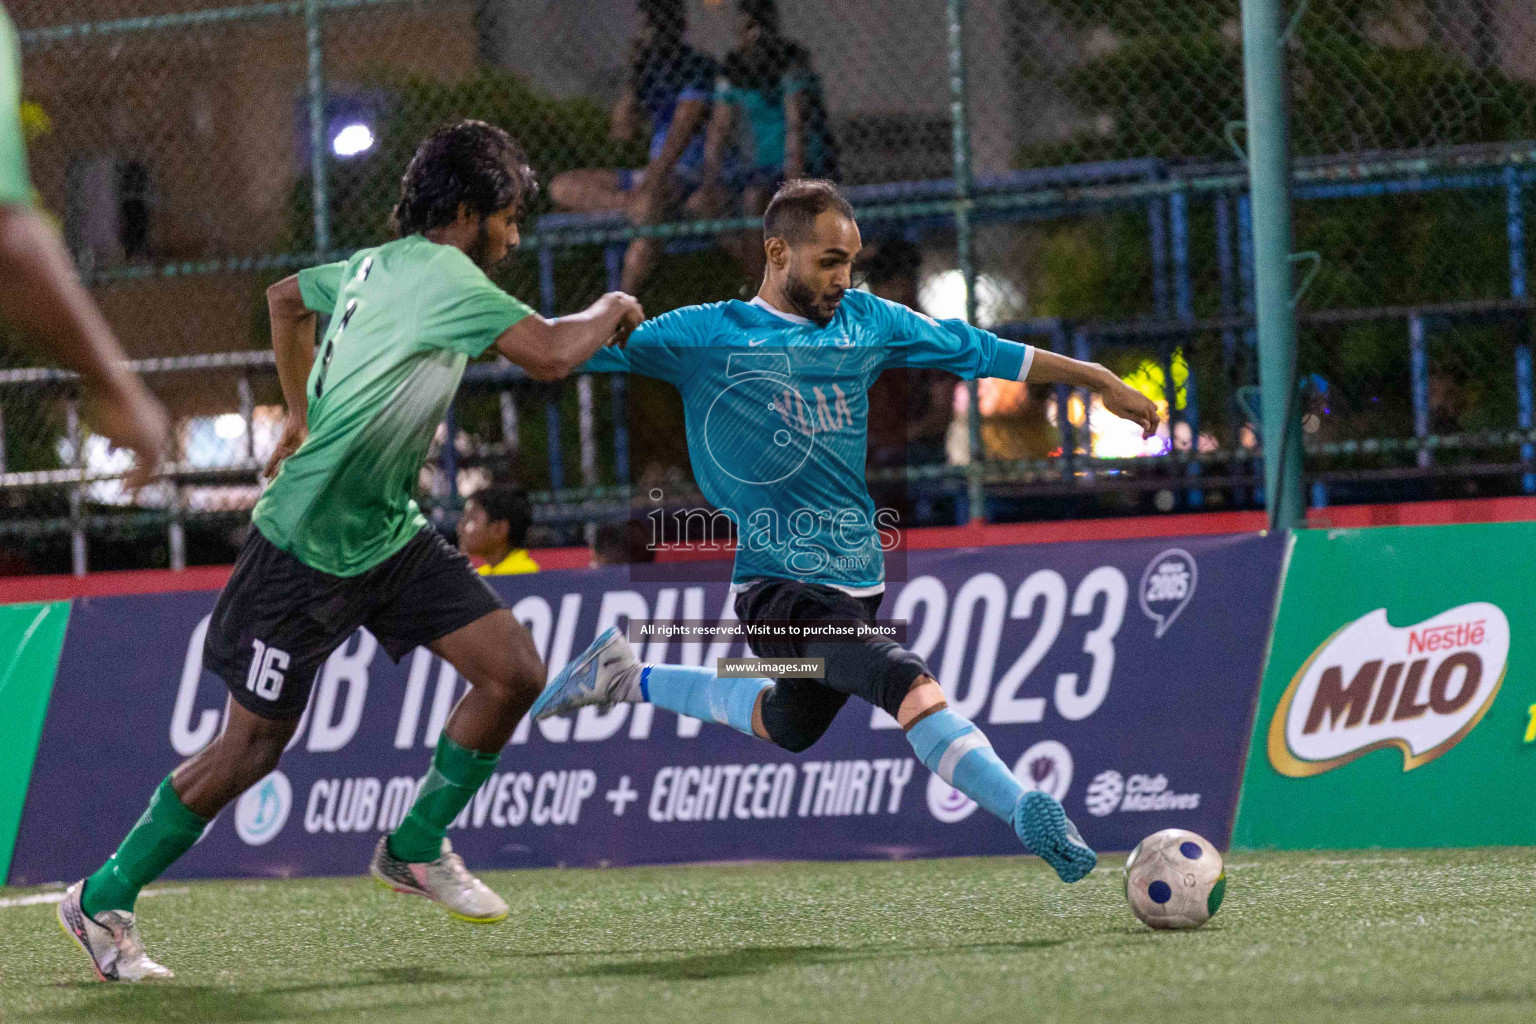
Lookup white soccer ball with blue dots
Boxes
[1124,828,1226,930]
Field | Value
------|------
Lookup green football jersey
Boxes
[0,6,33,205]
[252,235,534,576]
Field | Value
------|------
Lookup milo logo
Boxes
[1268,603,1509,776]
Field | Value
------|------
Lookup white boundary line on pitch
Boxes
[0,886,189,909]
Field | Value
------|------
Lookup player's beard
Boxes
[467,219,502,274]
[784,271,842,327]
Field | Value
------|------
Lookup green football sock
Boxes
[387,733,500,863]
[81,775,207,918]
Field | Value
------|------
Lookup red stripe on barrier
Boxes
[1301,495,1536,529]
[0,564,237,603]
[5,496,1536,603]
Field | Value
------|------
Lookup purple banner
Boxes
[9,532,1282,885]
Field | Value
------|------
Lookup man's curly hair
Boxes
[390,120,538,236]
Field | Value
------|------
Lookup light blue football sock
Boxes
[639,664,772,737]
[906,708,1023,822]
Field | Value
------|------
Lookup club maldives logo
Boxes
[235,771,293,846]
[1268,603,1509,777]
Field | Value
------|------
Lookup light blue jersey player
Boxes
[581,287,1031,592]
[536,179,1159,883]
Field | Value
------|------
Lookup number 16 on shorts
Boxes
[245,639,290,701]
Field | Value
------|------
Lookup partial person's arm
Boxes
[783,84,807,180]
[0,14,170,489]
[261,274,320,478]
[1025,349,1158,437]
[877,295,1158,437]
[576,304,707,384]
[641,97,708,193]
[494,292,643,382]
[611,93,638,144]
[698,95,736,193]
[0,206,171,487]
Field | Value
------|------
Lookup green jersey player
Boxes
[58,121,642,982]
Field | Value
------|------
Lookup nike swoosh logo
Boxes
[748,338,767,347]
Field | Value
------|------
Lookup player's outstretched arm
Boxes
[263,274,319,478]
[494,292,643,382]
[1027,348,1160,438]
[0,204,170,488]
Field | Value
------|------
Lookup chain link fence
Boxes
[4,0,1536,573]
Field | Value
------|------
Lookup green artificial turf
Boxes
[3,849,1534,1023]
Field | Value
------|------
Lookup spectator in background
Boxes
[698,0,839,284]
[591,519,656,567]
[458,485,540,576]
[548,0,720,294]
[862,238,955,470]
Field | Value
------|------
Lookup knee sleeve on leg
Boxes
[874,643,931,718]
[816,638,931,720]
[758,681,848,753]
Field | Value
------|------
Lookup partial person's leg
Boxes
[621,237,660,296]
[60,698,299,981]
[81,698,298,917]
[528,623,777,736]
[359,532,528,922]
[384,609,544,864]
[751,676,848,752]
[548,168,632,212]
[741,585,1097,882]
[532,636,846,751]
[533,582,849,749]
[621,174,686,293]
[886,671,1097,883]
[737,184,773,284]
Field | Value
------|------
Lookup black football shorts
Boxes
[203,526,505,720]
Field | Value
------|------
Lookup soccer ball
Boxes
[1124,828,1225,930]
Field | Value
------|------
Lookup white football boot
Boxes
[57,880,174,981]
[528,625,642,719]
[369,837,509,924]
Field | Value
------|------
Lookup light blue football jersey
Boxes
[581,290,1035,592]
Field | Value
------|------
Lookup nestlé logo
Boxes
[1268,602,1508,776]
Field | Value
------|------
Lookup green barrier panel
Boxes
[0,601,71,882]
[1233,523,1536,849]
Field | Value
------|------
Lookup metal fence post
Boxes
[305,0,331,255]
[1236,192,1259,508]
[1170,186,1203,507]
[577,373,596,540]
[1214,192,1245,481]
[440,401,460,503]
[238,374,255,463]
[947,0,983,525]
[1505,166,1533,492]
[1051,326,1075,482]
[612,376,629,487]
[1408,313,1430,470]
[66,399,86,576]
[536,245,564,492]
[499,377,519,452]
[1241,0,1305,530]
[168,483,186,571]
